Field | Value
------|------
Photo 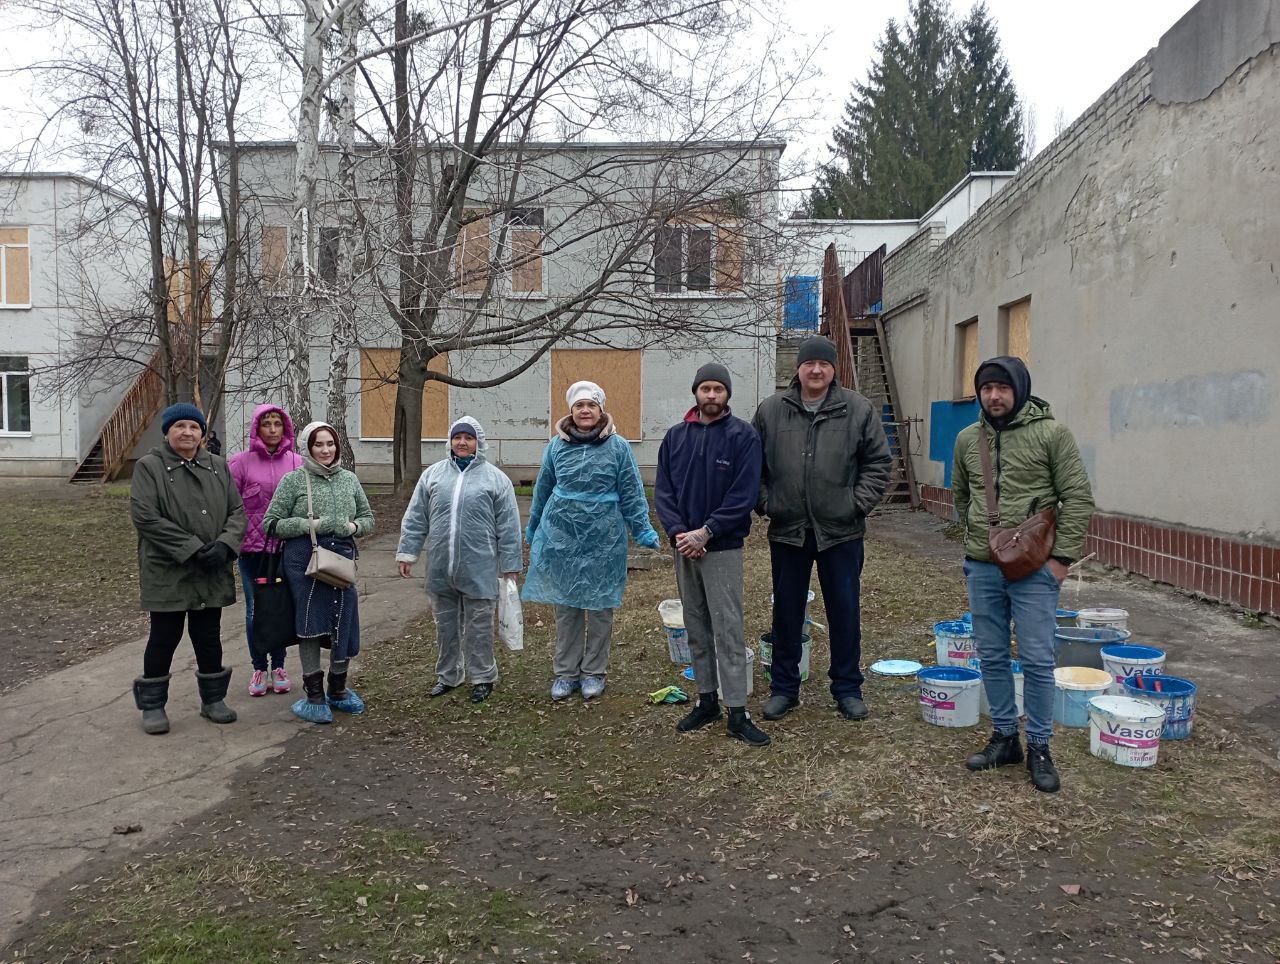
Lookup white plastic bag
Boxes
[497,576,524,651]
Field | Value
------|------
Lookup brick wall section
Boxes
[882,222,946,313]
[919,485,1280,615]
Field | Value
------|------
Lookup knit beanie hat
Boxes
[448,419,477,439]
[795,336,838,368]
[691,362,732,399]
[566,380,606,410]
[160,402,207,436]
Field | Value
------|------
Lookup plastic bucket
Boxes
[1100,644,1166,695]
[1123,674,1197,740]
[1077,607,1130,631]
[759,633,811,682]
[1088,695,1167,768]
[658,599,684,627]
[770,589,817,626]
[1053,627,1131,669]
[1055,608,1079,627]
[916,666,982,728]
[1053,666,1112,728]
[933,620,976,667]
[658,600,691,664]
[717,648,755,702]
[968,658,1024,719]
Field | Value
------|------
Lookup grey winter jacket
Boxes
[751,376,893,550]
[129,441,247,611]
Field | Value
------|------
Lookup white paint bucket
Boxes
[1077,608,1130,632]
[759,633,811,682]
[933,620,976,666]
[1053,666,1112,728]
[717,647,755,702]
[916,666,982,728]
[1100,644,1166,695]
[969,658,1024,719]
[1087,695,1167,768]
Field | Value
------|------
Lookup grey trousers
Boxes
[673,547,749,706]
[429,588,499,686]
[553,605,615,679]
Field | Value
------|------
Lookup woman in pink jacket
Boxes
[228,404,305,696]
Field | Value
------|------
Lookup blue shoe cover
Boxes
[328,687,366,715]
[292,698,333,724]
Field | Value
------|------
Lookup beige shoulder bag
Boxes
[304,473,357,589]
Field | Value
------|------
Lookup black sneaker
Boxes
[470,683,493,703]
[429,681,458,698]
[761,693,800,720]
[1026,742,1061,793]
[835,696,869,720]
[727,708,770,747]
[676,696,722,732]
[965,730,1024,771]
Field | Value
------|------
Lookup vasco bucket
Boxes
[717,648,755,702]
[1055,608,1079,627]
[968,658,1024,719]
[1053,666,1112,728]
[658,600,692,664]
[933,620,976,667]
[1100,644,1166,695]
[1087,695,1167,768]
[917,666,982,728]
[1077,607,1130,631]
[1123,674,1197,740]
[1054,626,1131,669]
[759,633,811,682]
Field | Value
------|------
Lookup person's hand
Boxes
[636,530,660,549]
[398,562,413,578]
[501,571,520,583]
[347,521,358,535]
[675,526,710,555]
[1048,558,1069,584]
[194,541,232,570]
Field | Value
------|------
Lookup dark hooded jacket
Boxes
[751,375,893,550]
[952,357,1095,564]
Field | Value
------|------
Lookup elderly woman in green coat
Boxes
[130,403,247,735]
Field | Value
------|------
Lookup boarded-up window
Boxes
[1003,297,1030,364]
[261,225,288,292]
[714,224,745,293]
[509,208,543,294]
[456,210,491,295]
[550,349,642,440]
[359,348,450,439]
[164,257,213,329]
[318,227,340,285]
[0,227,31,307]
[957,319,979,399]
[653,215,745,295]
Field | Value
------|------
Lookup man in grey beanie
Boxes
[751,335,892,723]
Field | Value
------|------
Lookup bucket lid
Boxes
[1087,694,1167,723]
[1100,644,1165,661]
[918,665,981,683]
[870,659,924,676]
[1056,608,1079,618]
[933,619,972,636]
[1054,666,1112,690]
[1123,674,1196,697]
[1078,607,1129,620]
[1054,627,1131,644]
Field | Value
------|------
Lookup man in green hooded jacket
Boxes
[952,356,1094,792]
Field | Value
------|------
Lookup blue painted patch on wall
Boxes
[1109,371,1269,435]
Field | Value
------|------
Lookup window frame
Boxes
[0,355,33,436]
[260,224,290,294]
[0,228,32,309]
[506,207,546,300]
[652,222,744,300]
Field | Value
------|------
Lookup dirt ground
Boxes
[4,500,1280,962]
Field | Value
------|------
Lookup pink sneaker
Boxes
[271,667,292,694]
[248,669,269,697]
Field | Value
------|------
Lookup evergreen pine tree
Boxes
[960,2,1025,170]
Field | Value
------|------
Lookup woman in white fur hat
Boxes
[522,380,660,700]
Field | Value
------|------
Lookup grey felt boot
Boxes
[195,668,237,724]
[133,675,171,735]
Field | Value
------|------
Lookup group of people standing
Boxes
[127,335,1093,792]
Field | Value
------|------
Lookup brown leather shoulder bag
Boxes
[977,426,1056,582]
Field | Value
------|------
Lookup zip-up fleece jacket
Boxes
[228,404,304,553]
[654,406,761,552]
[951,396,1094,564]
[751,376,892,550]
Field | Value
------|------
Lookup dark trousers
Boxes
[143,608,224,677]
[769,531,865,700]
[239,553,287,672]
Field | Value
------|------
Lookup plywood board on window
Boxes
[456,211,491,294]
[0,227,28,245]
[262,225,288,289]
[550,349,641,440]
[1006,298,1030,364]
[359,348,449,439]
[714,224,745,292]
[958,321,979,399]
[3,244,29,306]
[511,228,543,293]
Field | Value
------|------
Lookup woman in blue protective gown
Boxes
[522,380,660,701]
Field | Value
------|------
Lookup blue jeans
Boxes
[239,553,286,672]
[769,532,865,700]
[963,558,1060,743]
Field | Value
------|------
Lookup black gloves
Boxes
[194,540,234,570]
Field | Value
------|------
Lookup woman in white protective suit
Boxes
[521,381,660,702]
[396,416,522,703]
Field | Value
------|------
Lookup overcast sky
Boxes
[786,0,1195,169]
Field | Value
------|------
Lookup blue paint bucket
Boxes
[916,666,982,727]
[1100,644,1166,695]
[1053,627,1132,669]
[933,620,975,666]
[1123,674,1197,740]
[1056,608,1079,627]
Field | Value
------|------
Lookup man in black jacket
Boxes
[752,336,892,721]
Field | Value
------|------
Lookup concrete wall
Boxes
[882,0,1280,611]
